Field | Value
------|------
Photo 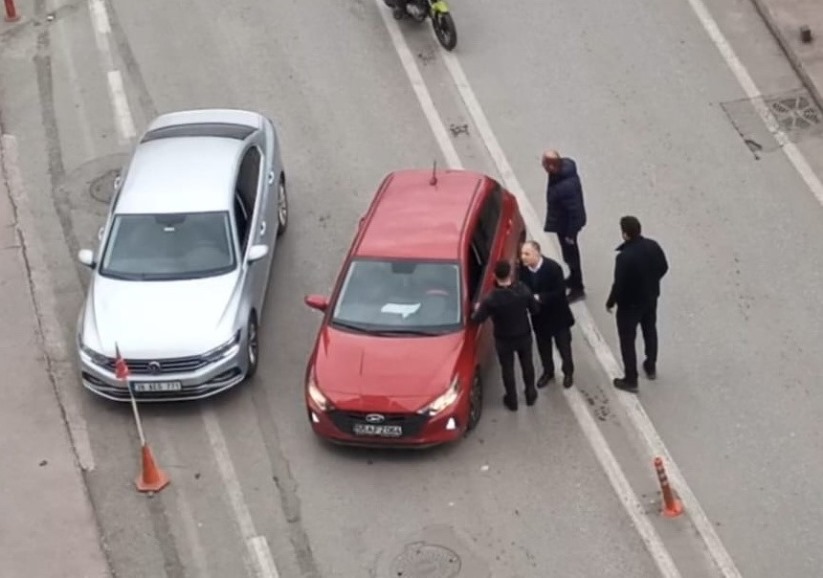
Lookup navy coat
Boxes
[544,158,587,236]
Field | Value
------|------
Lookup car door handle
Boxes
[267,171,275,185]
[260,221,267,236]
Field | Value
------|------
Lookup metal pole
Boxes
[127,381,146,446]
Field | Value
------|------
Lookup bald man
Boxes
[542,150,587,302]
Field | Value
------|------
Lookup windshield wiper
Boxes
[372,328,441,336]
[331,320,373,334]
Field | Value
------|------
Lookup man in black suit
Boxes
[472,260,539,411]
[518,240,575,389]
[606,216,669,394]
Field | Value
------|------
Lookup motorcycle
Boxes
[383,0,458,51]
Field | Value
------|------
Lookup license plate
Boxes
[352,423,403,437]
[132,381,183,393]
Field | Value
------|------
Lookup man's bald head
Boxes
[542,150,562,174]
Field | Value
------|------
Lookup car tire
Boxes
[245,312,259,379]
[466,372,483,431]
[276,174,288,237]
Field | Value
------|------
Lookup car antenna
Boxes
[429,159,438,186]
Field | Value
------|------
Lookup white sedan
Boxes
[76,109,288,401]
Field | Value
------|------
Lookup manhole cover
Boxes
[89,169,120,204]
[767,94,821,133]
[389,543,461,577]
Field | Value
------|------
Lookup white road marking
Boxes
[376,5,683,577]
[87,0,135,144]
[564,387,683,578]
[202,408,280,578]
[440,39,744,578]
[87,0,115,69]
[0,134,96,472]
[684,0,823,206]
[376,5,462,169]
[157,430,213,578]
[106,70,136,143]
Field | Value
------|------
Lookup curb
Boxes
[748,0,823,113]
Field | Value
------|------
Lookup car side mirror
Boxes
[78,249,96,268]
[304,294,329,312]
[247,244,269,263]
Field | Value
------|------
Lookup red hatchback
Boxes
[303,169,526,447]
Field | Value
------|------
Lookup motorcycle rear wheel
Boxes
[432,12,457,51]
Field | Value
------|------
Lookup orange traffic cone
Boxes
[654,457,683,518]
[136,443,170,493]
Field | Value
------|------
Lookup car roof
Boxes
[354,169,491,261]
[115,136,245,214]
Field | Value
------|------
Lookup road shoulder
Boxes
[0,134,111,578]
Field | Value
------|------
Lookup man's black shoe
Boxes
[537,372,555,388]
[643,361,657,380]
[503,396,518,411]
[393,7,406,19]
[613,378,638,394]
[563,374,574,389]
[567,288,585,303]
[525,391,538,406]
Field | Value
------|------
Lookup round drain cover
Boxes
[89,169,120,204]
[390,543,461,577]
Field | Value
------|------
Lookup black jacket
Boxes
[544,158,587,236]
[606,236,669,309]
[519,257,575,333]
[471,281,537,341]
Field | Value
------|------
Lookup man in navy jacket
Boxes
[542,150,587,302]
[519,240,576,389]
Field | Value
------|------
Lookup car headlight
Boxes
[78,338,109,368]
[418,376,460,416]
[307,372,334,412]
[203,331,241,362]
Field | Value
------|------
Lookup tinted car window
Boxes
[332,259,462,334]
[100,211,236,281]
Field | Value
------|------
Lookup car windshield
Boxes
[99,211,236,281]
[331,259,462,335]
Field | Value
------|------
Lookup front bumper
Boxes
[306,402,466,448]
[79,346,247,402]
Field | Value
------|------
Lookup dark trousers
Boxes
[557,232,584,290]
[495,335,536,403]
[535,326,574,377]
[616,299,658,382]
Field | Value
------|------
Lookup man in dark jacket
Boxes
[542,150,587,302]
[472,260,539,411]
[606,216,669,394]
[518,240,575,389]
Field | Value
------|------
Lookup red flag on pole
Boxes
[114,342,130,381]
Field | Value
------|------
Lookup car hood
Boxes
[313,326,466,412]
[82,272,242,358]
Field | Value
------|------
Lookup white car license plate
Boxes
[352,423,402,437]
[133,381,183,393]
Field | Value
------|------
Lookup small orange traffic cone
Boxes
[654,457,683,518]
[136,443,170,493]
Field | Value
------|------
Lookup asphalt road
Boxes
[2,0,823,576]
